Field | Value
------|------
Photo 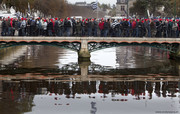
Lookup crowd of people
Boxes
[0,17,180,38]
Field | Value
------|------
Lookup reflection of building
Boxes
[75,2,87,6]
[116,0,136,17]
[115,46,169,69]
[75,2,91,7]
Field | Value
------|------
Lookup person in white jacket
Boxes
[42,19,47,36]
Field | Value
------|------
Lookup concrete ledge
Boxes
[0,37,180,43]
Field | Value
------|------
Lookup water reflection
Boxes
[0,45,179,114]
[0,79,179,114]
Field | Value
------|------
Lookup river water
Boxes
[0,45,179,114]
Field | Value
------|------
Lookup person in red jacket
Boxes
[99,19,104,37]
[132,19,136,37]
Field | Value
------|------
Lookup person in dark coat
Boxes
[76,19,81,36]
[92,18,98,37]
[138,20,144,37]
[64,17,72,36]
[162,20,168,37]
[81,19,86,36]
[155,19,163,37]
[87,19,92,36]
[30,18,36,36]
[47,19,53,36]
[1,18,7,36]
[103,19,110,37]
[26,19,31,36]
[150,19,156,37]
[54,18,60,36]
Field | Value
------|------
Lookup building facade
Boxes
[116,0,136,17]
[116,0,128,17]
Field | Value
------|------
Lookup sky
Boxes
[67,0,117,6]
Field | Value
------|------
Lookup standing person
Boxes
[117,19,123,37]
[129,19,133,37]
[26,18,31,36]
[47,19,53,36]
[155,19,162,37]
[147,19,152,37]
[168,19,173,37]
[176,19,180,38]
[6,17,11,36]
[14,18,19,36]
[150,19,156,37]
[40,18,43,36]
[67,17,72,36]
[17,19,22,36]
[1,18,7,36]
[123,19,130,37]
[42,19,47,36]
[85,18,89,36]
[81,19,86,36]
[20,18,26,36]
[132,19,136,37]
[172,20,178,38]
[114,20,120,37]
[76,19,81,36]
[99,19,104,37]
[0,18,2,36]
[138,19,144,37]
[109,19,114,37]
[54,18,60,36]
[72,17,76,36]
[59,19,64,36]
[93,18,98,37]
[37,18,43,36]
[141,19,146,37]
[103,19,110,37]
[87,19,92,36]
[35,18,40,36]
[144,19,151,37]
[162,19,168,38]
[135,19,139,37]
[30,18,36,36]
[12,18,17,36]
[64,17,72,37]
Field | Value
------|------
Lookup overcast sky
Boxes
[67,0,117,6]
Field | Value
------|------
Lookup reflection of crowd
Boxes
[0,17,180,37]
[2,80,179,99]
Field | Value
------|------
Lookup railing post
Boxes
[78,39,91,61]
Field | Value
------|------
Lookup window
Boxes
[121,6,125,11]
[121,0,125,3]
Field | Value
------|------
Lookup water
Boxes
[0,45,179,114]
